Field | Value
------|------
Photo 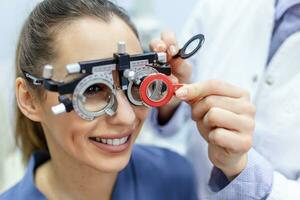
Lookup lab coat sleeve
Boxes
[208,148,300,200]
[208,149,273,200]
[267,171,300,200]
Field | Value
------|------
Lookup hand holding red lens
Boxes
[140,34,205,107]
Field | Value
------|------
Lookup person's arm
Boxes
[147,31,193,137]
[190,80,300,200]
[171,79,274,200]
[174,80,257,191]
[148,26,201,135]
[208,149,273,200]
[208,148,300,200]
[148,30,192,126]
[148,0,207,135]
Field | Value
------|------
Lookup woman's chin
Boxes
[90,155,131,173]
[76,144,133,173]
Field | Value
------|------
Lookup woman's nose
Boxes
[107,91,136,125]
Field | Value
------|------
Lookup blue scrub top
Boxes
[0,145,198,200]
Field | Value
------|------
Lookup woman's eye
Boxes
[84,84,103,97]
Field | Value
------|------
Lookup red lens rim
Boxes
[139,73,174,107]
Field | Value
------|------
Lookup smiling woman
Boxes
[0,0,197,200]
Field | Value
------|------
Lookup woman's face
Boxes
[39,16,148,173]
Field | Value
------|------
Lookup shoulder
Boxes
[0,151,49,200]
[0,183,21,200]
[132,144,193,174]
[131,145,198,200]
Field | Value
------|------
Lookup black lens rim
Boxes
[175,34,205,59]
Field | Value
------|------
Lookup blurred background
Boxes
[0,0,197,192]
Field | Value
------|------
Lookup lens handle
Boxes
[139,73,183,107]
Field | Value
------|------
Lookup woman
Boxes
[1,0,257,199]
[0,0,197,199]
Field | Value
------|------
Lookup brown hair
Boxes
[15,0,139,164]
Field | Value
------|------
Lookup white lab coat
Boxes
[175,0,300,199]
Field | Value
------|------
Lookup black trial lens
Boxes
[173,34,205,59]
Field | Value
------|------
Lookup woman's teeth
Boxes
[92,136,129,146]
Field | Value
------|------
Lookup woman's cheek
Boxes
[134,107,150,121]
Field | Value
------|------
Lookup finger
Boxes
[161,30,179,56]
[170,60,192,83]
[150,36,186,73]
[191,95,256,120]
[149,38,167,52]
[208,128,252,154]
[161,31,186,69]
[202,107,255,133]
[167,74,179,84]
[175,80,249,103]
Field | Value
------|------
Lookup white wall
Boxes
[118,0,197,34]
[0,0,40,193]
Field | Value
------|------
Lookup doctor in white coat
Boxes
[150,0,300,199]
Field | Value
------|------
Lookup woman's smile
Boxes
[88,131,134,153]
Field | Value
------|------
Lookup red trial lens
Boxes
[139,73,183,107]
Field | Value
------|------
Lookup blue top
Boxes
[0,145,198,200]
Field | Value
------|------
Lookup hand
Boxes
[175,80,255,180]
[150,30,192,84]
[150,30,192,124]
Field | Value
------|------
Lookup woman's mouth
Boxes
[88,134,132,153]
[89,136,129,146]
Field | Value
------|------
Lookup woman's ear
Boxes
[16,77,42,122]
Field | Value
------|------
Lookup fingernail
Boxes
[169,45,177,56]
[157,44,166,51]
[170,77,179,84]
[175,87,188,99]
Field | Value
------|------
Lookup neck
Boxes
[35,150,117,200]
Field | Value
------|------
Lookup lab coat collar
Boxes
[276,0,300,20]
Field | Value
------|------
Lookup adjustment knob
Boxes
[43,65,54,79]
[123,69,135,81]
[51,103,66,115]
[118,41,126,54]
